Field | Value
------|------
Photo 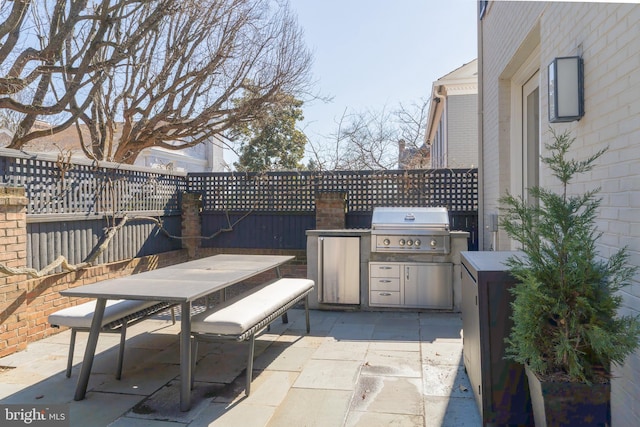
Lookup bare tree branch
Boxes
[305,99,430,171]
[107,0,312,164]
[0,0,311,165]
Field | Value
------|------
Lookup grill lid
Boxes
[371,207,449,231]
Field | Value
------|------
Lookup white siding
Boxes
[447,94,478,168]
[431,120,446,168]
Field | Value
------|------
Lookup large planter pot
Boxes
[525,365,611,427]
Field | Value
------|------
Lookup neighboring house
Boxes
[425,59,478,169]
[136,136,227,173]
[397,139,430,170]
[478,2,639,425]
[0,122,227,173]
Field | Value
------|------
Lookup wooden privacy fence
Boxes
[190,168,479,250]
[0,149,186,271]
[0,147,479,270]
[0,150,184,215]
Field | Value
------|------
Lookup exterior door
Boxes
[508,60,540,250]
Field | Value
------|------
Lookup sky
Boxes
[287,0,479,158]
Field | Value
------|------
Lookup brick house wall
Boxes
[480,3,640,425]
[478,0,545,250]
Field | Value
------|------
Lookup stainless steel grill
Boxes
[370,207,451,254]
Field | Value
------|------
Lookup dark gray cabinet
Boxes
[461,251,533,426]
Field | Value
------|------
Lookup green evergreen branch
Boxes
[498,129,640,383]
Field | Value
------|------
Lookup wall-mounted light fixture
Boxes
[548,56,584,122]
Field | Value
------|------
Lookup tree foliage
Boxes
[500,129,640,383]
[232,89,306,171]
[0,0,312,163]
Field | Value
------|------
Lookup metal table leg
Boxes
[275,266,289,323]
[74,298,106,401]
[180,301,192,411]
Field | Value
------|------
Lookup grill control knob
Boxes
[414,239,421,247]
[399,239,406,246]
[406,239,413,246]
[430,239,438,248]
[383,238,390,246]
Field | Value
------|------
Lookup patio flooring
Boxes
[0,308,481,426]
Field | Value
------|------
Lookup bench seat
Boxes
[49,299,161,329]
[49,299,175,379]
[191,278,314,395]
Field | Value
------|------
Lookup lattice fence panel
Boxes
[0,151,186,215]
[190,169,478,213]
[190,171,318,212]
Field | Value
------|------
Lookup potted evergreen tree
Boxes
[499,129,640,426]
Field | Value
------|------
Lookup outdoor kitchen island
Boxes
[306,207,469,312]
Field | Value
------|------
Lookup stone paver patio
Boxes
[0,308,481,426]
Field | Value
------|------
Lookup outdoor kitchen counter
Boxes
[306,229,469,312]
[306,229,370,236]
[306,229,371,310]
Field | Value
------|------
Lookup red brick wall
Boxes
[0,249,189,358]
[0,186,193,358]
[0,187,331,358]
[0,187,29,357]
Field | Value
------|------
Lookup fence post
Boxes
[315,192,347,229]
[0,186,29,355]
[181,192,202,258]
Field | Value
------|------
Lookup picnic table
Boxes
[61,254,294,411]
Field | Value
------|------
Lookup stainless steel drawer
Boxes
[369,277,400,291]
[369,263,400,278]
[370,290,401,305]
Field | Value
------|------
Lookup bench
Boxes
[48,299,176,379]
[190,278,314,395]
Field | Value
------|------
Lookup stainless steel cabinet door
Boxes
[403,263,452,309]
[318,237,360,304]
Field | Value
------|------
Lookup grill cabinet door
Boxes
[403,263,452,309]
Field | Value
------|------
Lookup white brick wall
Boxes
[481,3,640,426]
[480,1,545,249]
